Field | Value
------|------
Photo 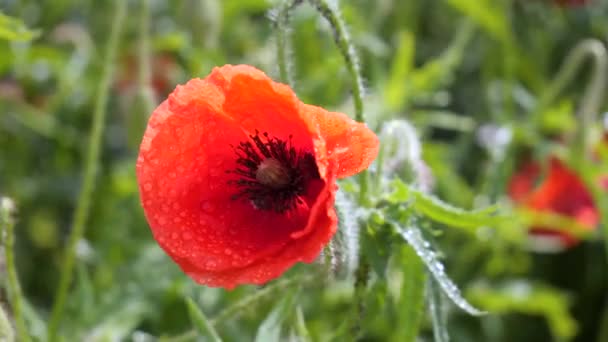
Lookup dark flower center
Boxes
[227,131,321,213]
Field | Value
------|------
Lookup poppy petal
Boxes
[303,104,379,179]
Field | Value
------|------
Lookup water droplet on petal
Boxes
[201,201,215,213]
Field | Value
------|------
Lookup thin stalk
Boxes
[537,39,607,161]
[274,0,303,86]
[1,198,29,342]
[138,0,156,115]
[307,0,364,123]
[350,256,369,340]
[307,0,369,204]
[46,1,127,340]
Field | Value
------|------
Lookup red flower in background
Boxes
[116,52,180,98]
[508,157,599,250]
[136,65,378,288]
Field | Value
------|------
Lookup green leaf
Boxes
[394,245,427,342]
[254,289,298,342]
[385,30,415,110]
[443,0,512,44]
[83,301,148,341]
[394,223,485,316]
[293,306,312,342]
[185,297,222,342]
[387,179,506,233]
[0,12,40,42]
[467,281,578,340]
[362,222,393,278]
[409,20,474,95]
[428,279,450,342]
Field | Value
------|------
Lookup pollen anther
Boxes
[256,158,292,188]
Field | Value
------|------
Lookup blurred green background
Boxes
[1,0,608,341]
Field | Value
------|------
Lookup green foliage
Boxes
[468,281,578,340]
[186,297,223,342]
[254,289,298,342]
[0,12,39,42]
[387,179,505,233]
[393,245,427,342]
[0,305,14,342]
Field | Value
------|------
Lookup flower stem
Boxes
[306,0,369,203]
[307,0,364,123]
[46,1,127,340]
[137,0,156,116]
[274,0,303,86]
[351,257,369,339]
[537,39,607,162]
[1,198,29,342]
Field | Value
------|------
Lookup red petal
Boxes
[180,166,338,288]
[509,157,599,250]
[303,104,379,178]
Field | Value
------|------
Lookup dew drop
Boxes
[224,248,233,256]
[182,231,193,240]
[201,201,215,213]
[171,232,179,239]
[397,225,485,316]
[143,183,152,191]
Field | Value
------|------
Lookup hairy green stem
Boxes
[306,0,369,203]
[350,256,369,340]
[1,198,29,342]
[537,39,607,160]
[138,0,156,115]
[274,0,303,86]
[46,1,127,340]
[307,0,364,123]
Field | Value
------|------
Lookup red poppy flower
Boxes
[116,52,180,97]
[508,157,599,249]
[136,65,379,288]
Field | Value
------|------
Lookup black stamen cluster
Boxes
[227,131,320,213]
